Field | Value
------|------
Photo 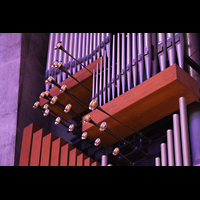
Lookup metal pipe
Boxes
[127,33,131,91]
[132,33,137,87]
[157,33,166,71]
[121,33,126,94]
[77,33,82,72]
[173,113,183,166]
[175,33,184,69]
[144,33,151,79]
[161,143,167,166]
[155,157,161,166]
[167,129,174,166]
[111,34,116,100]
[95,63,99,104]
[117,33,121,97]
[62,33,69,81]
[92,69,95,100]
[138,33,144,83]
[99,56,103,106]
[103,49,107,105]
[166,33,176,66]
[107,41,111,102]
[179,97,191,166]
[101,155,108,166]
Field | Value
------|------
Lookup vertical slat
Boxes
[151,33,158,76]
[173,113,183,166]
[99,56,103,106]
[103,50,107,105]
[157,33,167,71]
[77,153,87,166]
[161,143,167,166]
[95,63,99,104]
[127,33,131,91]
[166,33,176,66]
[29,128,48,166]
[68,148,82,166]
[167,129,174,166]
[62,33,69,81]
[155,157,161,166]
[179,97,191,166]
[107,41,111,102]
[84,157,94,166]
[121,33,126,94]
[138,33,144,84]
[144,33,152,79]
[60,143,74,166]
[50,138,67,166]
[77,33,82,72]
[19,123,41,166]
[117,33,121,97]
[92,69,95,100]
[132,33,137,87]
[40,133,58,166]
[175,33,184,69]
[111,34,116,100]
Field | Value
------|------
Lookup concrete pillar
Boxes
[0,33,49,166]
[186,33,200,166]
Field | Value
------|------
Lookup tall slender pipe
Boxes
[167,129,174,166]
[173,113,182,166]
[161,143,167,166]
[155,157,160,166]
[179,97,191,166]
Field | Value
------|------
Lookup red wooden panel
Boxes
[91,161,101,166]
[76,153,88,166]
[60,143,75,166]
[84,157,94,166]
[68,148,82,166]
[29,128,48,166]
[50,138,67,166]
[40,133,58,166]
[19,123,41,166]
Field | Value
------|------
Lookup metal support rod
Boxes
[173,113,183,166]
[179,97,191,166]
[184,55,200,75]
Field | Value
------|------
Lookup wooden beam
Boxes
[82,64,200,147]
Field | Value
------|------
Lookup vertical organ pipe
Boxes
[138,33,144,83]
[101,155,108,166]
[99,56,103,106]
[127,33,131,90]
[173,113,183,166]
[157,33,167,71]
[107,41,111,102]
[167,129,174,166]
[132,33,137,87]
[103,49,107,105]
[166,33,176,66]
[121,33,126,94]
[161,143,167,166]
[155,157,161,166]
[92,69,95,100]
[95,63,99,105]
[111,34,116,100]
[175,33,184,69]
[179,97,191,166]
[117,33,121,97]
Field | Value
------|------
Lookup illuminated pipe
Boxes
[55,41,92,74]
[101,155,108,166]
[167,129,174,166]
[155,157,161,166]
[179,97,191,166]
[161,143,167,166]
[173,113,183,166]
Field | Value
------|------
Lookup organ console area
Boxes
[19,33,200,166]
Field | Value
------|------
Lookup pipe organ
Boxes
[23,33,200,166]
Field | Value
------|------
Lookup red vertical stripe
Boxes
[84,157,94,166]
[19,123,41,166]
[77,153,88,166]
[50,138,67,166]
[91,161,101,166]
[60,143,75,166]
[40,133,58,166]
[68,148,82,166]
[29,128,48,166]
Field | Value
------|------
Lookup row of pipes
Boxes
[155,97,191,166]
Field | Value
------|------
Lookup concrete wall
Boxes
[0,33,22,166]
[0,33,50,166]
